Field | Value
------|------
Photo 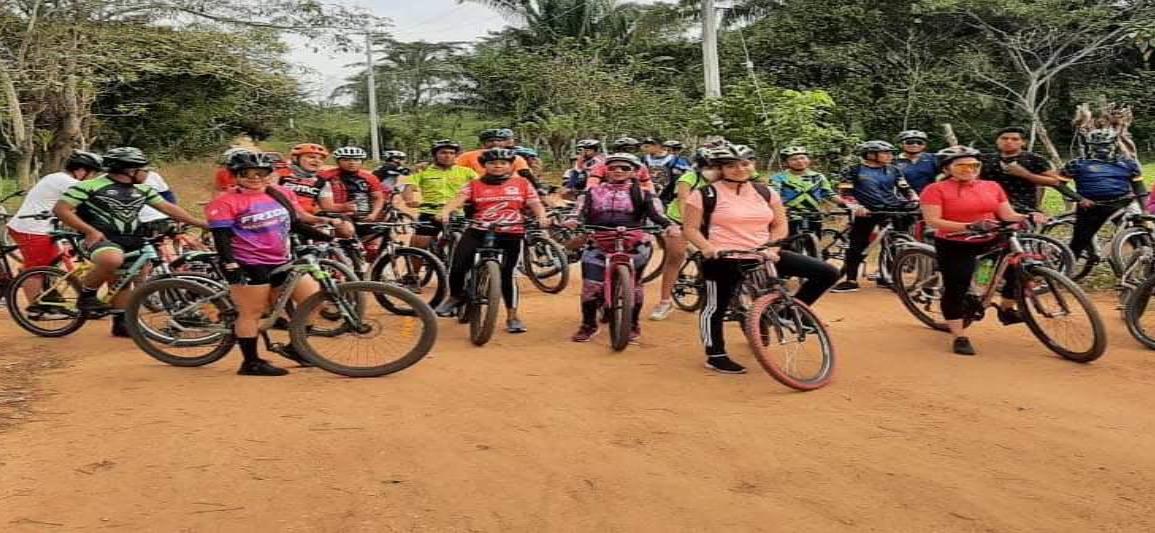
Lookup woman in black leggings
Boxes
[919,146,1044,356]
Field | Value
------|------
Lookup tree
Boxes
[336,39,465,113]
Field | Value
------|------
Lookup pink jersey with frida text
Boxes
[205,186,296,265]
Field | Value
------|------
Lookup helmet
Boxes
[640,137,660,145]
[102,147,150,171]
[1085,128,1118,146]
[604,153,643,169]
[576,139,601,150]
[1083,128,1119,160]
[429,140,462,156]
[226,150,275,172]
[701,135,729,149]
[611,137,641,150]
[333,146,368,160]
[662,140,684,150]
[383,149,407,161]
[897,130,929,143]
[935,145,982,170]
[220,147,250,164]
[704,144,756,164]
[290,143,329,159]
[857,140,897,157]
[65,150,103,171]
[479,128,513,142]
[779,146,809,158]
[479,148,517,164]
[513,146,539,159]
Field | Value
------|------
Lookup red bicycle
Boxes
[583,225,662,351]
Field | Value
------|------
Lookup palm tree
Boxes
[461,0,645,46]
[334,39,465,112]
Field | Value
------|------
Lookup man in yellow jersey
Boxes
[403,139,479,254]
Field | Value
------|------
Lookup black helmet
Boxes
[611,137,641,150]
[102,147,150,171]
[604,153,643,169]
[897,130,929,143]
[226,150,275,172]
[479,148,517,164]
[856,140,897,157]
[935,145,982,170]
[430,139,462,156]
[576,139,601,150]
[65,150,103,171]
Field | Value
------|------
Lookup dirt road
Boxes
[1,282,1153,532]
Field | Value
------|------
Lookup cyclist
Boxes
[457,129,532,175]
[372,150,410,189]
[1061,128,1148,261]
[563,153,679,343]
[207,151,343,376]
[770,146,840,236]
[980,127,1067,213]
[434,148,550,333]
[213,147,250,192]
[920,146,1042,356]
[642,138,693,205]
[587,137,654,190]
[682,144,839,374]
[318,146,390,222]
[277,143,334,216]
[562,139,605,197]
[53,147,207,336]
[831,140,919,293]
[402,139,478,257]
[8,151,103,317]
[895,130,939,193]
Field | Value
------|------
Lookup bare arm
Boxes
[366,191,386,220]
[682,203,714,257]
[438,191,470,222]
[155,202,208,228]
[921,204,971,234]
[53,201,100,238]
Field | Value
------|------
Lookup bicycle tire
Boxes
[744,293,835,391]
[522,235,570,294]
[470,260,502,346]
[608,264,634,351]
[368,246,448,314]
[290,281,437,377]
[6,267,86,337]
[892,247,949,331]
[124,277,235,366]
[1108,226,1151,278]
[1018,233,1076,278]
[1018,265,1107,363]
[672,255,703,312]
[641,234,666,284]
[1124,274,1155,349]
[1040,216,1098,281]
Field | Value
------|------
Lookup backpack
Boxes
[699,182,775,239]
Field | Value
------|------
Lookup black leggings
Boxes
[842,213,913,280]
[699,252,839,357]
[934,238,1018,321]
[449,228,523,309]
[1070,201,1127,259]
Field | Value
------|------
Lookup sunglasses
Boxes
[903,140,926,145]
[607,165,635,171]
[952,162,982,171]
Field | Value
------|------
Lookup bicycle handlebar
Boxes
[582,224,664,234]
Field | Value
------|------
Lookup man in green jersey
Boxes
[770,146,842,235]
[402,139,478,254]
[54,147,206,334]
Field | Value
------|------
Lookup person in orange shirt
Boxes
[456,129,531,175]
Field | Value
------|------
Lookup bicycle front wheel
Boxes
[892,247,948,331]
[522,235,570,294]
[290,281,437,377]
[744,294,835,391]
[1018,265,1107,362]
[608,264,634,351]
[1124,274,1155,349]
[672,255,703,312]
[369,247,447,314]
[124,277,235,366]
[470,260,502,346]
[6,267,86,337]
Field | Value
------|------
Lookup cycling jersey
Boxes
[460,176,539,234]
[920,179,1007,242]
[317,169,390,218]
[456,150,531,175]
[205,186,295,265]
[837,164,911,210]
[664,170,711,223]
[1061,158,1142,201]
[980,152,1052,210]
[404,165,478,214]
[8,172,78,235]
[770,170,834,212]
[895,152,939,193]
[60,175,165,241]
[685,183,777,251]
[574,181,670,229]
[277,165,331,214]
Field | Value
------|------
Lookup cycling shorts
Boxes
[8,229,60,268]
[82,236,144,258]
[234,263,291,287]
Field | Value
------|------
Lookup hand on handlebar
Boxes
[664,225,682,238]
[83,229,105,248]
[536,217,551,228]
[700,244,719,259]
[1028,212,1049,225]
[562,219,580,230]
[966,219,1000,232]
[1077,199,1095,209]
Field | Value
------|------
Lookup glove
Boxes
[966,220,1000,232]
[222,265,246,285]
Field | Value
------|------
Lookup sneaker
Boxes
[237,358,289,376]
[705,355,747,374]
[506,318,528,334]
[77,292,110,313]
[649,301,675,321]
[996,307,1025,326]
[776,309,818,334]
[434,298,461,318]
[571,324,600,342]
[111,319,130,338]
[830,280,860,293]
[272,316,290,330]
[952,336,977,356]
[629,326,641,345]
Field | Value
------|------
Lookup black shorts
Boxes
[414,212,444,237]
[236,263,291,287]
[83,236,144,258]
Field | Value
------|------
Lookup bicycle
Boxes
[520,220,571,294]
[1040,197,1140,281]
[0,189,26,263]
[893,221,1106,362]
[455,221,524,346]
[124,241,437,378]
[582,225,662,351]
[357,221,449,314]
[714,243,836,391]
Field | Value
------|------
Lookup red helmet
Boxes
[290,143,329,159]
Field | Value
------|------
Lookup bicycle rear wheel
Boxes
[744,294,835,391]
[892,247,948,331]
[124,277,235,366]
[1018,233,1076,278]
[641,234,666,283]
[369,247,447,314]
[6,267,86,337]
[522,235,570,294]
[608,264,634,351]
[1124,274,1155,349]
[1018,265,1107,362]
[469,261,502,346]
[1040,215,1098,281]
[290,281,437,377]
[672,255,703,312]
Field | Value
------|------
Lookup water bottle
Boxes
[975,257,996,286]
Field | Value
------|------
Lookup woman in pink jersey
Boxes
[682,144,839,374]
[206,150,343,376]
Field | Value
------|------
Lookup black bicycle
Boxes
[458,221,524,346]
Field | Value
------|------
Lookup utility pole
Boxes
[701,0,721,98]
[365,33,382,161]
